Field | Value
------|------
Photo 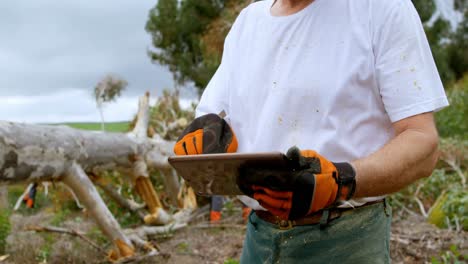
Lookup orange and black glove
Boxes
[174,113,238,155]
[174,114,238,223]
[238,147,356,220]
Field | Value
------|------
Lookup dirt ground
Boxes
[2,212,467,264]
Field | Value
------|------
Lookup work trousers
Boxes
[240,201,392,264]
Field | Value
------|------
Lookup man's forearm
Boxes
[351,115,439,198]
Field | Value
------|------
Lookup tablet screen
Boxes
[168,152,287,195]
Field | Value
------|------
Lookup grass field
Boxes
[61,121,130,132]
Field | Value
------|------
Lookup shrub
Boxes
[391,136,467,230]
[436,75,468,140]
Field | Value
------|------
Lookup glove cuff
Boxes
[333,162,356,201]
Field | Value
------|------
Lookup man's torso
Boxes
[226,0,394,162]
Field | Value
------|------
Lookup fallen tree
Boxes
[0,92,195,260]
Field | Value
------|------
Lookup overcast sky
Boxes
[0,0,195,123]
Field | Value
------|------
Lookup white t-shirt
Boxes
[196,0,449,209]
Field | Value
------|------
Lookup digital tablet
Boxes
[168,152,288,195]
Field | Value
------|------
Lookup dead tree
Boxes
[0,93,194,259]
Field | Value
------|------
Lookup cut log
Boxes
[0,122,173,183]
[0,93,183,259]
[63,162,134,259]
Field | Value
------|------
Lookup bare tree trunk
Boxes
[99,108,106,132]
[0,123,173,184]
[62,162,134,258]
[160,169,180,207]
[97,99,106,132]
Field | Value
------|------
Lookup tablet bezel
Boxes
[168,152,287,195]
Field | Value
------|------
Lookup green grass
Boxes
[0,209,10,254]
[60,122,130,132]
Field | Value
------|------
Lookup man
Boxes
[174,0,448,263]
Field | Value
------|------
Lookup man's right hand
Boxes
[238,147,356,220]
[174,113,238,155]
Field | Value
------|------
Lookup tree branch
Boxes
[63,184,84,209]
[95,180,146,220]
[414,197,428,218]
[62,162,134,258]
[129,92,150,139]
[442,158,466,187]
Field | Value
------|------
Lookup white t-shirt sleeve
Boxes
[373,0,449,123]
[195,11,243,119]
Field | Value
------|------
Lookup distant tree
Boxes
[413,0,468,86]
[146,0,250,94]
[145,0,181,87]
[425,18,456,84]
[93,74,128,131]
[446,9,468,80]
[147,0,466,93]
[412,0,436,22]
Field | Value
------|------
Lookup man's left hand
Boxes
[238,147,357,220]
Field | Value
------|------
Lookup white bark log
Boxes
[0,121,174,183]
[0,93,186,258]
[98,107,106,132]
[130,92,150,139]
[124,208,194,243]
[62,162,133,255]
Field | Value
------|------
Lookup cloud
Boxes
[0,0,202,123]
[0,89,134,123]
[0,0,174,98]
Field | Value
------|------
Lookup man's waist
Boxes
[254,199,385,230]
[238,195,386,211]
